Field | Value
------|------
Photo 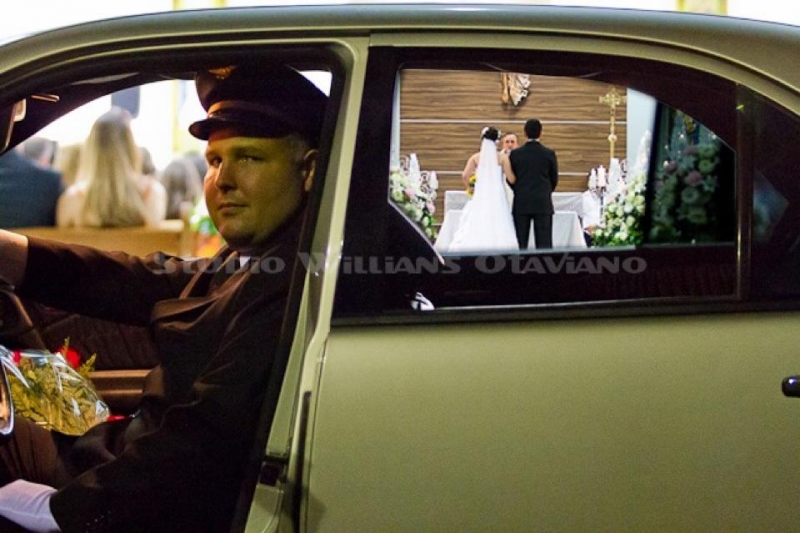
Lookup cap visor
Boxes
[189,116,293,140]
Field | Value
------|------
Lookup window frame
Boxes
[333,45,757,323]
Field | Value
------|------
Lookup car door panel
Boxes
[309,313,800,531]
[296,18,800,531]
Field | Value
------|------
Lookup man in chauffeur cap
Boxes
[0,62,327,532]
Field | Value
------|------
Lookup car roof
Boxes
[0,4,798,105]
[0,4,797,82]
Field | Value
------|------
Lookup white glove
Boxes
[0,479,60,532]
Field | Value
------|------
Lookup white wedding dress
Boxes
[448,137,518,253]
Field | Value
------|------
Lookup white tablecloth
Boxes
[552,192,585,217]
[581,191,603,229]
[444,191,586,218]
[444,190,470,212]
[435,210,587,252]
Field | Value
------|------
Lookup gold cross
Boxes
[599,86,626,163]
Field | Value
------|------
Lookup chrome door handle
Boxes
[783,376,800,397]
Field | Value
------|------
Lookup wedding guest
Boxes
[184,149,209,182]
[52,142,82,187]
[0,148,63,228]
[56,107,167,228]
[20,136,58,168]
[160,154,203,219]
[140,146,157,177]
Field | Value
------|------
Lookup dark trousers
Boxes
[0,417,74,488]
[513,213,553,250]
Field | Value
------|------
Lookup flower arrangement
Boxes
[648,114,724,243]
[591,134,649,247]
[591,170,647,246]
[389,154,439,241]
[1,339,109,436]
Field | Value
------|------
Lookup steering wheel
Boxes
[0,277,47,436]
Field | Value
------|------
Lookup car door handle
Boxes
[783,376,800,397]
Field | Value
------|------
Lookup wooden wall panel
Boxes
[400,123,626,175]
[526,77,618,122]
[398,69,627,220]
[401,71,616,122]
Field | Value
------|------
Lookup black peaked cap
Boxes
[189,63,327,145]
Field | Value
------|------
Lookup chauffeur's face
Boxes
[204,128,317,255]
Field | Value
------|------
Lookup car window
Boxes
[2,65,335,259]
[334,47,740,316]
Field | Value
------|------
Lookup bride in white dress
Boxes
[448,127,518,253]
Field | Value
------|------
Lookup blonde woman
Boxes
[56,107,166,227]
[52,142,82,187]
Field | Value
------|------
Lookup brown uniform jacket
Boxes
[18,218,301,532]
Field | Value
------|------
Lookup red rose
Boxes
[11,351,21,364]
[59,347,82,369]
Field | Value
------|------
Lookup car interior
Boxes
[0,46,342,531]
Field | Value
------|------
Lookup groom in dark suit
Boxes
[509,118,559,249]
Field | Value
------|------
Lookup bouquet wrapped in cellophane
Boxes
[0,341,110,436]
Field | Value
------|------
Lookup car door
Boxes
[0,12,365,532]
[295,15,800,533]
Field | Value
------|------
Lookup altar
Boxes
[435,209,586,252]
[444,190,586,217]
[436,190,588,252]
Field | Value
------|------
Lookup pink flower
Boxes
[404,188,416,199]
[684,170,703,187]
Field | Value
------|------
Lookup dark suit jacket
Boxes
[0,150,63,228]
[508,140,558,214]
[19,216,301,532]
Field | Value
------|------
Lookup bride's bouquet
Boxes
[466,174,477,197]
